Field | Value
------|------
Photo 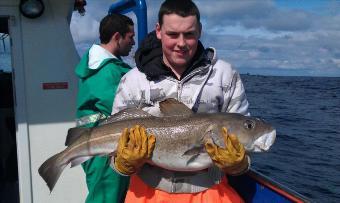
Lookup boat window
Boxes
[0,17,11,73]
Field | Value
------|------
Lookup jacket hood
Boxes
[76,45,128,79]
[135,31,215,81]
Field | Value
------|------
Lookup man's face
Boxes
[118,25,135,56]
[156,14,201,71]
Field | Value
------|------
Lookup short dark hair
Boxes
[99,13,134,44]
[158,0,200,27]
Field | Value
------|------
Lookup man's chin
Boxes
[171,59,190,67]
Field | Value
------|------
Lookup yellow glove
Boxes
[114,125,156,175]
[205,127,249,175]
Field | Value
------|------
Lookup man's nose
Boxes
[177,35,186,48]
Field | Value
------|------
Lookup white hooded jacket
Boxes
[111,47,249,116]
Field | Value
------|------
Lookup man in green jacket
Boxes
[75,13,135,203]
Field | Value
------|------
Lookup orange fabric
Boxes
[124,174,244,203]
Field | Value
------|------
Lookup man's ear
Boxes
[156,23,162,40]
[111,32,121,42]
[197,22,202,38]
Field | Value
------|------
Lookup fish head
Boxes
[215,113,276,152]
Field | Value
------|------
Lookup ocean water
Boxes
[241,75,340,203]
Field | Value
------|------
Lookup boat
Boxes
[0,0,309,202]
[229,169,309,202]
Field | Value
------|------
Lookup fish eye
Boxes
[244,120,255,130]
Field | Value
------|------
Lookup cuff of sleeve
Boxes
[110,156,131,177]
[230,155,251,176]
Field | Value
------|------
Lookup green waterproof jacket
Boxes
[75,46,131,203]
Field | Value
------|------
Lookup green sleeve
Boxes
[87,63,122,116]
[76,60,130,118]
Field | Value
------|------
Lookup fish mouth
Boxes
[251,129,276,152]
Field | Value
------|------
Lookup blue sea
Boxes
[241,75,340,203]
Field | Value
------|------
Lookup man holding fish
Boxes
[111,0,252,202]
[38,0,277,202]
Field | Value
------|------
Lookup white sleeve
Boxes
[112,68,150,115]
[112,75,139,115]
[224,72,250,116]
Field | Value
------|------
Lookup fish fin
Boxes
[184,144,205,165]
[70,156,92,168]
[98,108,154,126]
[159,98,193,116]
[182,145,205,156]
[38,152,68,192]
[65,127,89,146]
[186,154,200,166]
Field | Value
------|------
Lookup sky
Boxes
[1,0,340,77]
[69,0,340,77]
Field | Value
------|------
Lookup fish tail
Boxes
[38,152,68,192]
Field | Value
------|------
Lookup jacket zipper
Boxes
[181,65,210,83]
[177,80,181,100]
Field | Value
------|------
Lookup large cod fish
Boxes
[39,99,276,191]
